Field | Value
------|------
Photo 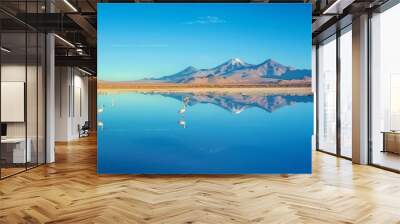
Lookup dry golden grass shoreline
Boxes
[97,85,312,95]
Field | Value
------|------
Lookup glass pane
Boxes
[26,0,38,169]
[1,31,27,177]
[38,33,46,165]
[371,4,400,171]
[340,28,352,158]
[0,1,46,178]
[318,36,337,154]
[27,31,38,169]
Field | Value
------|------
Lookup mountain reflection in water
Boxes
[97,90,313,129]
[154,92,313,114]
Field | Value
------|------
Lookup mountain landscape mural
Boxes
[99,58,312,87]
[98,3,312,174]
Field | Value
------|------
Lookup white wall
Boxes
[1,64,26,81]
[1,64,39,138]
[71,73,89,138]
[55,66,70,141]
[55,67,89,141]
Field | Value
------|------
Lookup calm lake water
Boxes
[97,91,313,174]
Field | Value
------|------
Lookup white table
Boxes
[1,138,31,163]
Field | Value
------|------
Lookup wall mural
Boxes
[97,3,313,174]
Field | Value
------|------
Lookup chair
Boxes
[79,121,90,138]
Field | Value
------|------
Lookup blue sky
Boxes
[98,3,311,81]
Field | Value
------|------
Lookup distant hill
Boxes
[152,58,311,85]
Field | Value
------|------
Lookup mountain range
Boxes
[151,58,311,85]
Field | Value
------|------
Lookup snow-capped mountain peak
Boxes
[229,58,244,65]
[210,58,251,74]
[223,58,247,66]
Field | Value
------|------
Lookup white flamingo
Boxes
[98,104,105,113]
[178,120,186,128]
[178,106,186,114]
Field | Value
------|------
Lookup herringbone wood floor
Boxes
[1,136,400,224]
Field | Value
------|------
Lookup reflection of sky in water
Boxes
[98,91,313,174]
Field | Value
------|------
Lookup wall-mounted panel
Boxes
[1,82,25,122]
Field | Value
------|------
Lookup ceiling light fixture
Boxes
[322,0,354,15]
[1,47,11,53]
[322,0,341,15]
[78,67,93,76]
[54,34,75,48]
[76,48,84,55]
[63,0,78,12]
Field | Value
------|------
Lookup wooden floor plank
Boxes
[1,135,400,223]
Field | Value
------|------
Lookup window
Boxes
[370,2,400,171]
[339,27,352,158]
[317,35,337,154]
